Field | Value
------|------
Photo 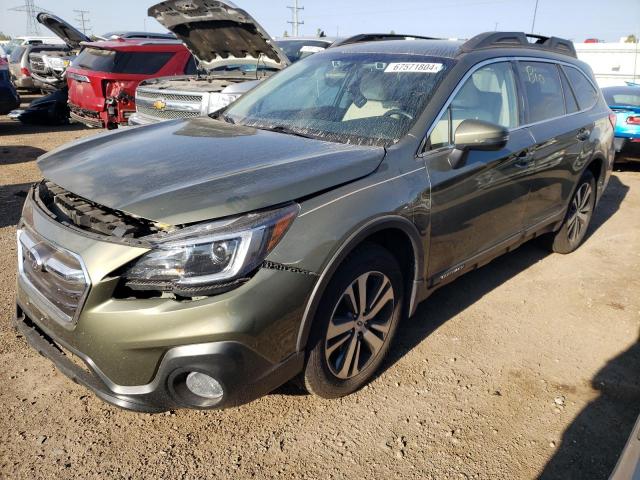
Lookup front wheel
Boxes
[547,170,596,254]
[302,243,404,399]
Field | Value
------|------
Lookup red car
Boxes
[66,39,194,128]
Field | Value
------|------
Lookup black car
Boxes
[16,32,614,412]
[0,59,20,115]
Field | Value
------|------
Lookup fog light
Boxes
[185,372,223,400]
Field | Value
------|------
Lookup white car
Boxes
[128,0,290,126]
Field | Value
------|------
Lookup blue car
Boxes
[602,85,640,159]
[0,58,20,115]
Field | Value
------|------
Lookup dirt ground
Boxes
[0,94,639,480]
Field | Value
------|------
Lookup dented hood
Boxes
[37,12,92,49]
[148,0,290,71]
[37,117,385,225]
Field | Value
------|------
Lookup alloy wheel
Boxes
[567,182,593,244]
[324,271,395,380]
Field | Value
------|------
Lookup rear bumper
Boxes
[14,305,304,413]
[615,136,640,160]
[69,105,103,128]
[13,76,35,89]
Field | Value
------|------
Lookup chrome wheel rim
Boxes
[325,271,395,380]
[567,183,593,244]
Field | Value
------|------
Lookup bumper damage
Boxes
[14,306,303,412]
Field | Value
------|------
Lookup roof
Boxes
[276,37,336,43]
[330,39,463,59]
[102,31,176,40]
[322,31,578,60]
[81,38,187,51]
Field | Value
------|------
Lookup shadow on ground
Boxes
[0,146,46,166]
[0,183,32,228]
[539,339,640,479]
[0,120,91,137]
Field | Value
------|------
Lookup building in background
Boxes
[576,42,640,87]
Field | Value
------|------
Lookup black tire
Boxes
[547,170,596,254]
[302,243,404,399]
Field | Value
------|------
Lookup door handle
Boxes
[514,149,533,168]
[577,129,591,141]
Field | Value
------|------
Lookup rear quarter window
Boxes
[9,46,26,63]
[518,61,565,123]
[563,66,598,111]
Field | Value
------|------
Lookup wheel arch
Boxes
[585,155,605,201]
[296,215,424,352]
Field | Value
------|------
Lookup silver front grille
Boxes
[17,227,90,326]
[137,106,201,120]
[137,89,204,103]
[135,87,204,121]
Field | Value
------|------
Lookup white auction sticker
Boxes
[300,45,326,53]
[384,62,444,73]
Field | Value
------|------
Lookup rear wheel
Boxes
[302,243,404,399]
[548,170,596,254]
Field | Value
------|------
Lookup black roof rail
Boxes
[460,31,577,58]
[332,33,440,48]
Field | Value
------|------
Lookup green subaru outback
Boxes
[15,29,614,412]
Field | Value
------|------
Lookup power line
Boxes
[530,0,540,34]
[8,0,49,35]
[287,0,304,37]
[74,9,91,35]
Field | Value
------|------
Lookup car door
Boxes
[517,61,595,226]
[423,61,535,283]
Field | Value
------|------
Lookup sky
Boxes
[0,0,638,43]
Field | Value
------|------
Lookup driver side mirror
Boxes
[449,119,510,169]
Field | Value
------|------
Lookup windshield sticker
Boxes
[300,45,325,53]
[385,62,444,73]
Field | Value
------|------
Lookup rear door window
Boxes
[562,66,599,110]
[518,61,565,123]
[73,48,174,74]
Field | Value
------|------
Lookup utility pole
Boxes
[8,0,44,35]
[530,0,540,34]
[74,9,91,35]
[287,0,304,37]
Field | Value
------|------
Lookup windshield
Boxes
[277,40,330,62]
[72,48,174,74]
[222,52,453,146]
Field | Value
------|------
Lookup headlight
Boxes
[124,203,299,296]
[208,92,242,113]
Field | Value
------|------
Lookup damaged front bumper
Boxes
[15,188,317,411]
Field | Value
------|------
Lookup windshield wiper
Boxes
[259,125,315,139]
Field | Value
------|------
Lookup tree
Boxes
[390,30,396,35]
[316,28,326,38]
[0,32,11,41]
[624,34,638,43]
[283,30,289,38]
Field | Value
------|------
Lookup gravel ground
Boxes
[1,96,639,479]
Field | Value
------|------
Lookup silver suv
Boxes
[128,0,289,126]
